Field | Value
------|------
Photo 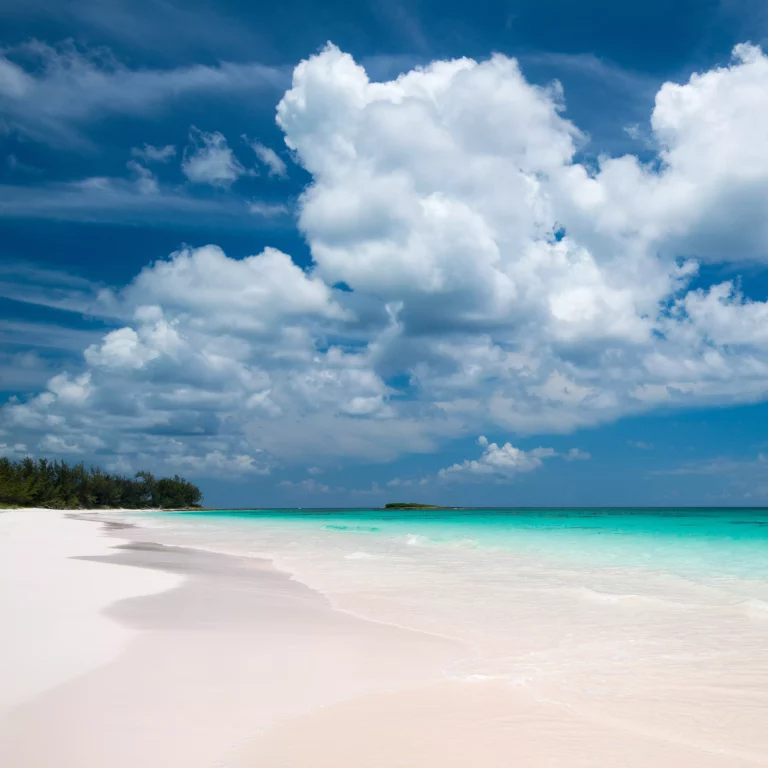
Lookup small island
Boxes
[383,502,447,510]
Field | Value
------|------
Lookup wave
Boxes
[344,551,374,560]
[444,657,535,685]
[569,587,676,607]
[324,524,380,532]
[742,598,768,618]
[403,533,481,549]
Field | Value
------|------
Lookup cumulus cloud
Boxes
[438,436,558,482]
[39,434,85,454]
[166,449,269,476]
[182,128,247,187]
[0,243,412,474]
[6,43,768,479]
[278,42,768,427]
[123,244,347,330]
[0,442,29,458]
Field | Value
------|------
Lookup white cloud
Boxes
[123,244,348,330]
[6,44,768,480]
[0,55,32,97]
[130,144,176,163]
[0,243,412,474]
[564,448,591,461]
[250,140,288,178]
[0,262,122,319]
[437,437,558,482]
[47,372,92,404]
[248,201,290,217]
[436,437,589,481]
[558,44,768,265]
[85,327,161,369]
[166,450,269,476]
[0,442,29,458]
[181,128,246,187]
[125,160,159,195]
[276,42,768,427]
[39,434,84,454]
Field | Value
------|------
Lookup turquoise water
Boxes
[128,506,768,757]
[152,507,768,580]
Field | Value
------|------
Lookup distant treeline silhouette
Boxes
[0,457,202,509]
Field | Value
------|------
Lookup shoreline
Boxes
[2,508,767,767]
[0,509,466,768]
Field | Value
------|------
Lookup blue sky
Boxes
[2,0,768,507]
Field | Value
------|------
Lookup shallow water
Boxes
[125,508,768,761]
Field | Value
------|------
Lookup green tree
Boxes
[0,458,203,510]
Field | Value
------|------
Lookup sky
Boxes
[2,0,768,507]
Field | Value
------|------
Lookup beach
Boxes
[1,508,767,766]
[0,510,462,767]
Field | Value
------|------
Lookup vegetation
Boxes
[384,502,445,510]
[0,457,202,510]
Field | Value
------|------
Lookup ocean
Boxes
[121,507,768,759]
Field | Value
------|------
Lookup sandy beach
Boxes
[2,509,767,767]
[0,510,463,767]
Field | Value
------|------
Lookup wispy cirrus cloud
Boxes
[522,50,659,98]
[0,40,287,147]
[652,452,768,500]
[0,319,106,351]
[1,0,266,59]
[0,176,291,227]
[653,454,768,477]
[0,262,121,318]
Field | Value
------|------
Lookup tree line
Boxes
[0,457,203,509]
